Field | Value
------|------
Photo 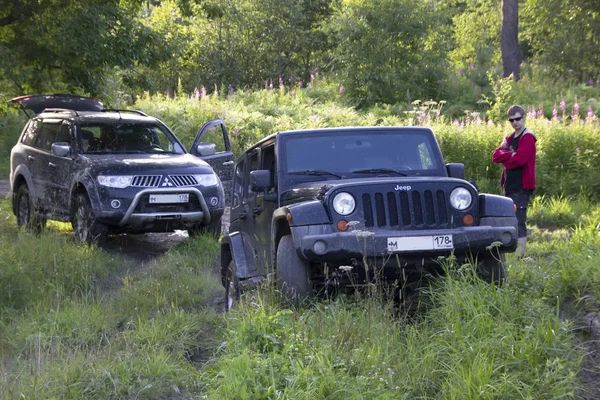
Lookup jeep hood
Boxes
[280,176,470,204]
[85,153,215,175]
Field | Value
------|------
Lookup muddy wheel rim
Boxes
[17,193,30,227]
[75,205,90,242]
[226,277,235,310]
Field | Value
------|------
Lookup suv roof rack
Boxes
[41,108,79,117]
[102,109,148,117]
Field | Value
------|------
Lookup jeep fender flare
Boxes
[478,194,519,230]
[11,165,36,215]
[270,201,330,267]
[220,231,259,286]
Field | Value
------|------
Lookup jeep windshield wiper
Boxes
[289,170,342,179]
[352,168,408,176]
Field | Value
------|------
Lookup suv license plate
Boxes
[387,235,453,252]
[149,194,189,204]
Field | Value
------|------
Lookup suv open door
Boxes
[189,118,235,205]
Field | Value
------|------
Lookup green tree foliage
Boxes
[328,0,452,106]
[521,0,600,82]
[0,0,169,97]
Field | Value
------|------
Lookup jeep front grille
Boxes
[362,190,449,229]
[131,175,198,187]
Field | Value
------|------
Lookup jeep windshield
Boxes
[79,122,185,154]
[282,129,445,180]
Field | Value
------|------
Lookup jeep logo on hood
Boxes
[394,185,411,191]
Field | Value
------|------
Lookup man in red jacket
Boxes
[492,105,537,258]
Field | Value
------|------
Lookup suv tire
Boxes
[276,235,311,303]
[224,260,240,311]
[477,255,506,286]
[15,184,46,233]
[73,193,107,245]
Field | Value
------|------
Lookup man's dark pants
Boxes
[505,191,533,238]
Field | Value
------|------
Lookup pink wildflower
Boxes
[453,120,459,126]
[339,85,344,94]
[537,105,544,119]
[571,102,580,120]
[201,86,207,99]
[587,106,594,120]
[298,81,303,88]
[552,104,558,119]
[279,76,284,91]
[560,99,566,114]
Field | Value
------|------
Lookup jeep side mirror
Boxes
[446,163,465,179]
[250,170,271,192]
[51,142,71,157]
[196,143,216,157]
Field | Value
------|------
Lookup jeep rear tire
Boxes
[477,255,506,286]
[224,260,240,311]
[276,235,311,303]
[15,184,46,233]
[73,193,107,245]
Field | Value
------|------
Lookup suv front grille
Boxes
[131,175,198,188]
[362,190,449,229]
[132,175,161,187]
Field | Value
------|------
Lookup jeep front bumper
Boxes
[292,224,518,263]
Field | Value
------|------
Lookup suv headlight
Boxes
[333,192,356,215]
[97,175,133,188]
[194,173,218,187]
[450,187,472,210]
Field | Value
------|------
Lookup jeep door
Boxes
[189,119,234,205]
[229,150,264,265]
[253,142,278,266]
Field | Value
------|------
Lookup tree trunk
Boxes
[501,0,521,80]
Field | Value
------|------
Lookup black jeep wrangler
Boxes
[220,127,517,307]
[9,94,234,244]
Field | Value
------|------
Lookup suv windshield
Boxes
[79,122,185,154]
[282,130,443,179]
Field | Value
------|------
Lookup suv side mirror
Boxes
[196,143,216,157]
[250,170,271,192]
[446,163,465,179]
[51,142,71,157]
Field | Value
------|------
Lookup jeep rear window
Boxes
[282,130,443,178]
[79,122,185,154]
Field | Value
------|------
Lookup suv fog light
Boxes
[313,240,327,254]
[110,199,121,209]
[210,197,219,206]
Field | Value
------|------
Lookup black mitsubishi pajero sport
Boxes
[9,94,233,244]
[220,126,518,307]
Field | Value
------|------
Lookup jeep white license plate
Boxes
[387,235,453,252]
[149,194,189,204]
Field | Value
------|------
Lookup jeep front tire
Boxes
[276,234,311,303]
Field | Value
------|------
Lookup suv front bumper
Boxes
[292,224,518,263]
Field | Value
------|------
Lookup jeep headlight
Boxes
[194,173,218,187]
[450,187,472,210]
[97,175,133,188]
[333,192,356,215]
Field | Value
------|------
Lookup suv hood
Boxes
[85,153,214,175]
[10,94,103,115]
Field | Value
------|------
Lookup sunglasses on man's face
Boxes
[508,116,523,123]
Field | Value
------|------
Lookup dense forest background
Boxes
[1,0,599,117]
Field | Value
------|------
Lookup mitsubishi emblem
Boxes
[162,177,173,187]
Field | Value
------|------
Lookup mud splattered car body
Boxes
[9,94,233,243]
[220,126,518,306]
